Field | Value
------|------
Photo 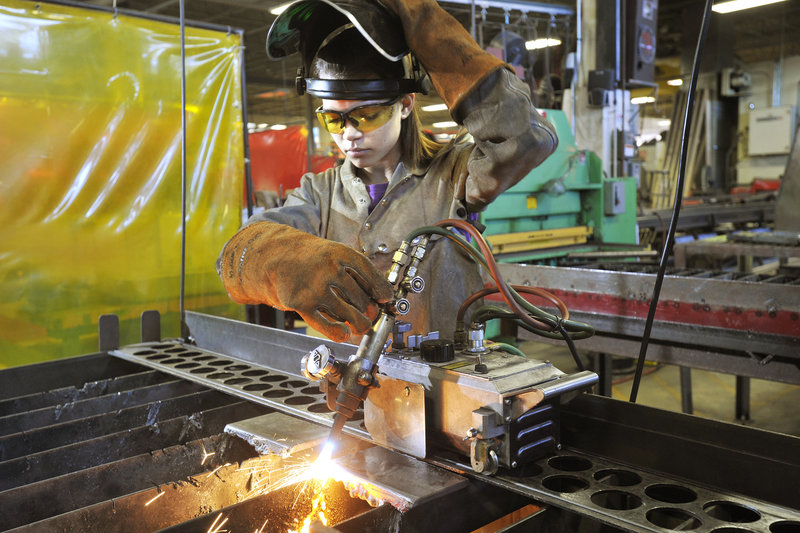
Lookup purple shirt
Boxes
[366,182,389,213]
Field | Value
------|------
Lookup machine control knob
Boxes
[301,345,337,381]
[395,298,411,315]
[420,339,455,363]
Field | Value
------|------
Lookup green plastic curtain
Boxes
[0,0,245,367]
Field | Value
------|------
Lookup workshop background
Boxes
[1,0,800,531]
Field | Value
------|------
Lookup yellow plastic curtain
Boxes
[0,0,245,367]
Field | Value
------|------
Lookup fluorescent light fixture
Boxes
[712,0,786,13]
[526,38,562,50]
[631,96,655,105]
[433,121,458,128]
[270,2,292,15]
[247,122,256,129]
[422,103,448,112]
[667,78,683,86]
[256,123,268,129]
[270,124,287,130]
[657,119,671,127]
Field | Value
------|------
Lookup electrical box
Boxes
[748,106,795,156]
[604,181,627,215]
[721,67,751,97]
[595,0,659,88]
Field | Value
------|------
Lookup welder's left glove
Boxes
[218,221,395,343]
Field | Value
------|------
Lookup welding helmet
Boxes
[266,0,430,99]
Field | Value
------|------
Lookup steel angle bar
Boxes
[0,370,173,417]
[0,389,234,461]
[0,352,145,400]
[0,434,256,531]
[0,380,207,436]
[0,401,266,492]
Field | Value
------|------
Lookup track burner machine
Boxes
[301,333,597,475]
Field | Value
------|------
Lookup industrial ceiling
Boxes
[78,0,800,130]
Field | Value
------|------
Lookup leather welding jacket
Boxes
[237,69,557,342]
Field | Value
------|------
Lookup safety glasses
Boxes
[315,96,402,134]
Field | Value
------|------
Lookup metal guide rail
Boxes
[571,262,800,285]
[110,339,371,442]
[105,312,800,532]
[496,262,800,385]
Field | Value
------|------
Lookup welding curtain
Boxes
[0,1,245,367]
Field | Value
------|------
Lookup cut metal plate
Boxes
[224,412,330,457]
[335,445,468,513]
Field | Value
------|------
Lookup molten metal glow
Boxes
[288,490,328,533]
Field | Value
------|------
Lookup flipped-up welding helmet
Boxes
[266,0,430,99]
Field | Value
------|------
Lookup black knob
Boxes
[420,339,455,363]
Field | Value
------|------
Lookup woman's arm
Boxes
[457,69,557,211]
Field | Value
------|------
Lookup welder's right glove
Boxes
[379,0,511,118]
[218,221,395,343]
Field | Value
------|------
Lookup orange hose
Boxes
[435,219,554,331]
[457,285,569,322]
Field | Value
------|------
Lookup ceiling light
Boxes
[270,124,287,130]
[433,121,457,128]
[257,123,268,129]
[422,103,448,112]
[666,78,683,86]
[657,119,671,127]
[712,0,786,13]
[526,38,561,50]
[631,96,655,105]
[270,2,292,15]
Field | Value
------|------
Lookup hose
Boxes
[405,219,595,351]
[629,0,713,403]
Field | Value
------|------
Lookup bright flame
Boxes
[229,440,386,532]
[288,490,329,533]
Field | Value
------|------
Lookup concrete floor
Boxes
[518,340,800,438]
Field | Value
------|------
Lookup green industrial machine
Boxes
[480,109,638,263]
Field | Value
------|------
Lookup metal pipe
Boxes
[572,0,581,137]
[442,0,574,16]
[538,370,598,400]
[179,0,188,339]
[240,33,255,220]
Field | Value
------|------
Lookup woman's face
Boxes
[321,94,414,175]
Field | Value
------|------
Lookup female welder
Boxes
[218,0,557,343]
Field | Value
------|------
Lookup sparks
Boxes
[200,442,216,466]
[205,463,231,478]
[232,441,385,532]
[144,491,165,506]
[207,513,228,533]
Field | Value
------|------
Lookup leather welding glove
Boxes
[219,221,395,343]
[379,0,510,118]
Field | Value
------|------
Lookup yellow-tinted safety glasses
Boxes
[315,96,402,134]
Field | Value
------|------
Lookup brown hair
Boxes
[312,28,443,170]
